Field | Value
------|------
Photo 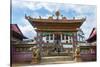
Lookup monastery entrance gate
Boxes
[25,10,86,63]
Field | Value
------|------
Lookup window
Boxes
[62,34,64,40]
[46,35,49,40]
[54,34,57,40]
[50,34,53,40]
[66,36,69,43]
[57,34,61,40]
[67,36,72,43]
[66,35,68,40]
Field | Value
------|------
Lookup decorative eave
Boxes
[35,29,78,32]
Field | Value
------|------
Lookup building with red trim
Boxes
[80,28,96,61]
[26,11,86,56]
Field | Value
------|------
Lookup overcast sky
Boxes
[12,0,96,39]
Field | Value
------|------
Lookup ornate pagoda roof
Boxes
[11,24,27,39]
[25,11,86,32]
[86,28,96,43]
[25,10,86,23]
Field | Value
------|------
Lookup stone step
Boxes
[41,56,73,63]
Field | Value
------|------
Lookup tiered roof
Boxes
[26,11,86,32]
[86,28,96,43]
[11,24,27,39]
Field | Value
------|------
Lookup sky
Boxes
[12,0,97,39]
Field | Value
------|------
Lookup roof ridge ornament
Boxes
[82,17,86,21]
[55,10,60,20]
[25,14,28,19]
[25,14,34,22]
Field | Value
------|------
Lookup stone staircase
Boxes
[40,56,74,64]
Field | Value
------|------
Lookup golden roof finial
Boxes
[55,10,60,19]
